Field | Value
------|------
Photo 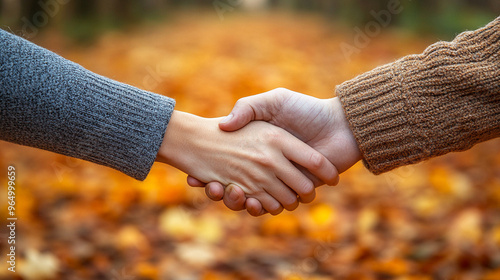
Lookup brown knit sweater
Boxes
[336,16,500,175]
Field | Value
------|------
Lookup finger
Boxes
[186,176,206,188]
[245,198,268,216]
[219,92,275,132]
[295,164,323,188]
[219,102,256,132]
[273,157,317,204]
[204,182,225,201]
[255,177,299,211]
[282,138,339,187]
[260,195,284,216]
[295,164,340,188]
[292,165,338,203]
[222,184,247,211]
[247,189,284,216]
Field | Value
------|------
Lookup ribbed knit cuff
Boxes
[336,17,500,174]
[336,61,430,174]
[69,70,176,180]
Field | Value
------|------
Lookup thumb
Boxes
[219,94,269,132]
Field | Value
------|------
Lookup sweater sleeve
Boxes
[336,17,500,175]
[0,30,176,180]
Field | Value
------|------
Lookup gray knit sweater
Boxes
[0,29,176,180]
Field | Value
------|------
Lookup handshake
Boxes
[2,18,495,218]
[156,88,362,217]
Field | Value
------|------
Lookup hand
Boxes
[187,88,362,215]
[156,110,339,215]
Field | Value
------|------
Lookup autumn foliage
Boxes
[1,11,500,280]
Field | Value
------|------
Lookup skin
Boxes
[156,110,339,215]
[187,88,362,216]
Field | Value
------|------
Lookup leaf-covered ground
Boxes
[1,11,500,280]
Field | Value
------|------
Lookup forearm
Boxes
[0,29,175,180]
[156,111,228,184]
[336,17,500,174]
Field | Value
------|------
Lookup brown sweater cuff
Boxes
[336,17,500,174]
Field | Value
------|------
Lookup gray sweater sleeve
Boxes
[0,29,176,180]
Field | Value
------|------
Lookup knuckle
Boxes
[263,129,282,143]
[234,97,249,108]
[273,87,290,93]
[253,152,273,168]
[309,152,325,170]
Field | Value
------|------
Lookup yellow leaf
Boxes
[196,215,223,243]
[18,249,59,280]
[447,208,482,247]
[116,226,150,252]
[159,208,197,240]
[176,242,217,267]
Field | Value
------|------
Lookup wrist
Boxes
[156,111,229,184]
[156,111,200,170]
[329,97,362,169]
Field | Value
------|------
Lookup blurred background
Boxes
[1,1,500,279]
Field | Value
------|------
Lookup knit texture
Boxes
[0,30,176,180]
[336,17,500,174]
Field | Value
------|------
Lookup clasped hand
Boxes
[177,88,362,216]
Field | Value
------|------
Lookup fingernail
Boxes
[228,187,239,201]
[220,113,233,124]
